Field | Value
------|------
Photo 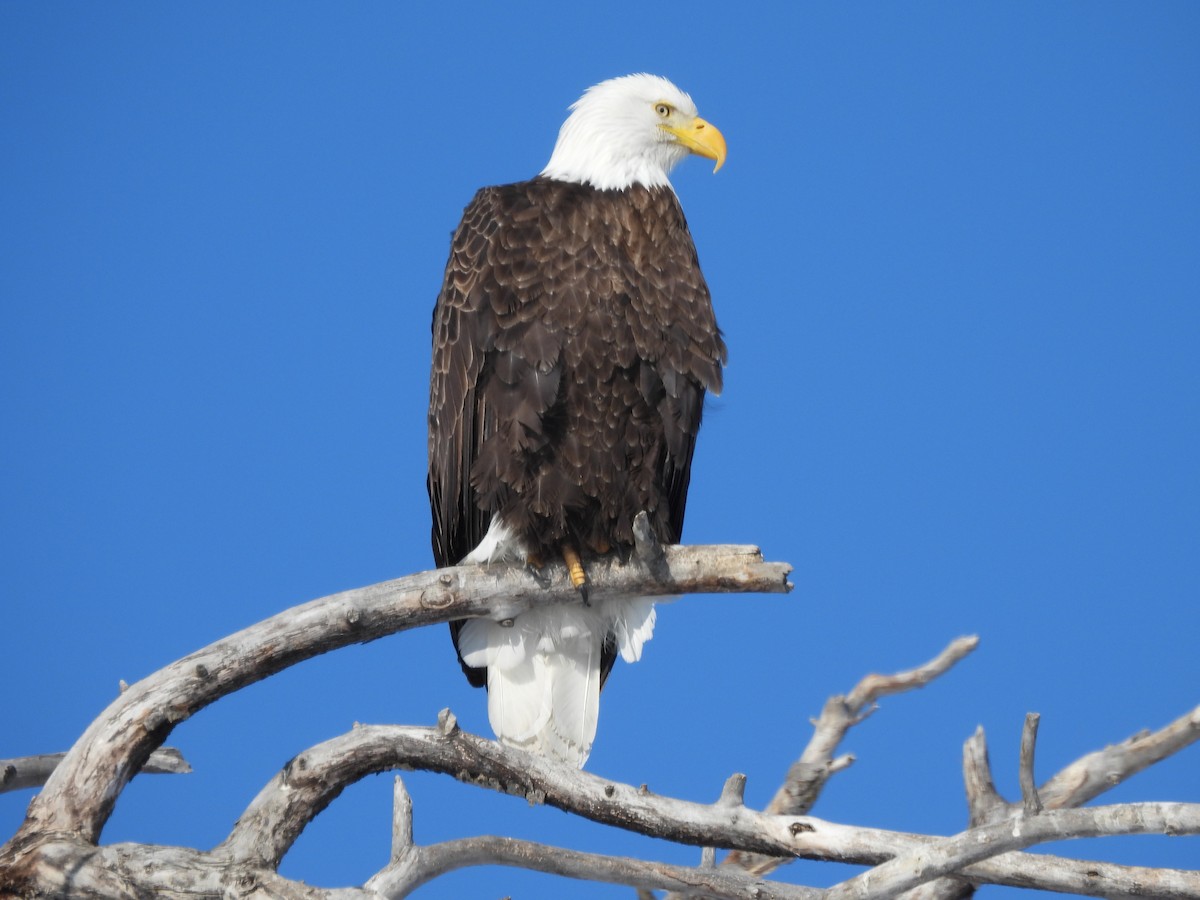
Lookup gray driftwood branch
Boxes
[10,709,1199,899]
[715,636,980,884]
[0,747,190,795]
[365,775,821,900]
[711,636,1200,900]
[896,698,1200,900]
[0,543,790,896]
[234,707,1200,899]
[2,546,1198,898]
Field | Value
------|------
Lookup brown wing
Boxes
[427,182,575,570]
[622,186,726,544]
[427,180,725,688]
[428,182,574,686]
[428,188,491,571]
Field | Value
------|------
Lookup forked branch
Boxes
[3,553,1198,899]
[0,544,790,895]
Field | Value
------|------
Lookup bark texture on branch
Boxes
[3,551,1198,899]
[0,545,791,896]
[717,636,980,884]
[9,544,789,847]
[0,748,190,794]
[683,638,1200,900]
[903,703,1200,900]
[6,712,1199,899]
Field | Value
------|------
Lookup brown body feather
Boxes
[428,177,725,687]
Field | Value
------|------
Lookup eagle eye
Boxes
[654,103,672,118]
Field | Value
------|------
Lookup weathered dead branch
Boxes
[0,545,791,896]
[8,544,789,847]
[901,703,1200,900]
[9,709,1200,899]
[2,551,1197,899]
[0,748,190,794]
[718,636,980,884]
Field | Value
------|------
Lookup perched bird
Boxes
[428,74,727,767]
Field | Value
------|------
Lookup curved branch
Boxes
[6,674,1198,897]
[1039,703,1200,809]
[5,547,1196,900]
[17,840,361,900]
[368,834,822,900]
[892,706,1200,900]
[827,803,1200,900]
[721,636,979,880]
[220,714,1200,899]
[217,716,817,868]
[5,544,791,852]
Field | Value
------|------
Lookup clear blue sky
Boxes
[2,3,1197,897]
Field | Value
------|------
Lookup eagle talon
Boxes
[561,544,590,605]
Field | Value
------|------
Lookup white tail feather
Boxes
[610,595,658,663]
[457,597,659,767]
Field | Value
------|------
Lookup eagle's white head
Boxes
[541,74,727,192]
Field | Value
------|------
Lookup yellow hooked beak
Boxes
[663,115,727,173]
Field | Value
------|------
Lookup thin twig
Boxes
[719,637,979,881]
[962,727,1005,827]
[1019,712,1042,815]
[0,747,191,794]
[390,777,413,864]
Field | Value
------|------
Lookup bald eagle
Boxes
[428,74,726,767]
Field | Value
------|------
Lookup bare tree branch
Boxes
[719,636,980,882]
[896,701,1200,900]
[905,703,1200,900]
[894,730,1005,900]
[11,840,366,900]
[1019,713,1042,816]
[6,545,791,851]
[0,748,190,794]
[14,710,1200,899]
[705,638,1200,900]
[368,834,824,900]
[222,713,1200,899]
[0,546,791,895]
[388,777,414,866]
[826,802,1200,900]
[963,726,1006,827]
[4,551,1197,899]
[1039,704,1200,809]
[218,717,818,869]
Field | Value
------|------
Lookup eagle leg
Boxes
[561,543,590,605]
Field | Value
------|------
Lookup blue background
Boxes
[2,3,1197,896]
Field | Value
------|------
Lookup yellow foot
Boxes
[561,544,589,604]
